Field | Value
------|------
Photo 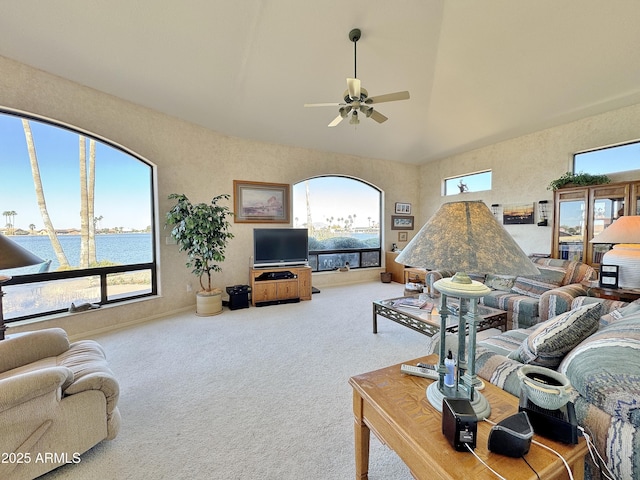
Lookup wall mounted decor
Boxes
[503,203,534,225]
[398,231,408,242]
[537,200,550,226]
[233,180,290,223]
[391,215,414,230]
[395,202,411,214]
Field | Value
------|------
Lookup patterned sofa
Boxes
[426,256,596,330]
[474,296,640,479]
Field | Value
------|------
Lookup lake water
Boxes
[5,233,153,274]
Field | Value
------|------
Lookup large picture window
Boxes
[292,176,381,271]
[0,111,156,321]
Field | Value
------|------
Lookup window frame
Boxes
[0,108,158,323]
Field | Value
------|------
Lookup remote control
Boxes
[400,364,439,380]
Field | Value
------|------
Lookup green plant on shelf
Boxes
[547,171,611,191]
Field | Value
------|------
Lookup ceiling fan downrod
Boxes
[349,28,361,79]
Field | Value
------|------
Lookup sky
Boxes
[574,143,640,174]
[292,176,380,228]
[0,113,152,231]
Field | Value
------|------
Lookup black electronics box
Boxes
[442,398,477,451]
[226,285,250,310]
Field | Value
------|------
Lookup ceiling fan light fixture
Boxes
[304,27,409,127]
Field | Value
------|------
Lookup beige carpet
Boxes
[40,281,457,479]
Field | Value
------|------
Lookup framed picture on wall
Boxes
[395,202,411,214]
[398,231,408,242]
[233,180,290,223]
[391,215,414,230]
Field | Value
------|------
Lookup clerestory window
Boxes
[292,176,381,271]
[574,141,640,175]
[0,110,157,322]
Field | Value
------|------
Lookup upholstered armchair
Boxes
[0,328,120,479]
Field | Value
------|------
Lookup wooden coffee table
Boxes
[349,355,587,480]
[373,296,507,337]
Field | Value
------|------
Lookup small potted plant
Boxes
[547,171,611,191]
[166,193,234,316]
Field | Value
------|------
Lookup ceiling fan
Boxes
[304,28,410,127]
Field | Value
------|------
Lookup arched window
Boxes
[292,176,381,271]
[0,110,156,322]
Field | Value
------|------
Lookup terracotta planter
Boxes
[196,290,223,316]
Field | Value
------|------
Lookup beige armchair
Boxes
[0,328,120,480]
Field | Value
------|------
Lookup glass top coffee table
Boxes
[373,295,507,337]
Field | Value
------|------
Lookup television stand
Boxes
[249,266,312,307]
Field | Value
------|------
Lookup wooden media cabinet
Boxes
[249,266,312,306]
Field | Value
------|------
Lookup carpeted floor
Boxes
[40,281,461,479]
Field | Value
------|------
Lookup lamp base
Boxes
[426,382,491,420]
[602,244,640,289]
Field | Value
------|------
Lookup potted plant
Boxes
[166,193,234,316]
[547,171,611,191]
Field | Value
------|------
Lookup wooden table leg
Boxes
[353,391,370,480]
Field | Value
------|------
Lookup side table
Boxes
[581,280,640,302]
[349,355,588,480]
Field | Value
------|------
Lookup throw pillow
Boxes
[510,303,602,368]
[510,267,565,299]
[485,274,516,291]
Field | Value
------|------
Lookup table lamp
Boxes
[0,235,44,340]
[396,201,539,419]
[589,215,640,289]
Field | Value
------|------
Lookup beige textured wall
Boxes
[0,56,419,337]
[3,54,640,337]
[419,103,640,255]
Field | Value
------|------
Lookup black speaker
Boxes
[487,411,534,457]
[442,398,477,451]
[226,285,250,310]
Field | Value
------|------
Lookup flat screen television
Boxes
[253,228,309,268]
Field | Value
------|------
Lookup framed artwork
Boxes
[599,264,619,289]
[391,215,414,230]
[233,180,290,223]
[395,202,411,214]
[503,203,535,225]
[398,231,408,242]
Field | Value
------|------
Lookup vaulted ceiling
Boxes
[2,1,640,164]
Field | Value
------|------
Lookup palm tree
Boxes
[22,119,70,269]
[2,211,11,233]
[78,136,97,268]
[29,224,36,233]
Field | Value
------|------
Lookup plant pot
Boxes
[196,290,223,316]
[380,272,392,283]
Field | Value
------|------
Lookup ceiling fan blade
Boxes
[347,78,361,100]
[328,114,344,127]
[304,102,343,107]
[365,91,410,104]
[369,109,388,124]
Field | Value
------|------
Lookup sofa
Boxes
[0,328,120,480]
[473,296,640,479]
[426,256,597,330]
